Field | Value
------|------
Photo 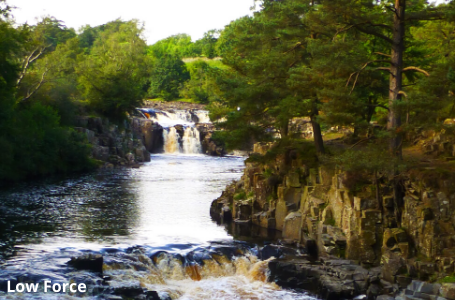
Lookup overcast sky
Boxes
[8,0,256,44]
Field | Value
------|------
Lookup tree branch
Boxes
[398,91,408,98]
[402,66,430,77]
[347,60,393,93]
[354,25,394,44]
[19,69,48,102]
[375,67,393,74]
[406,10,445,22]
[374,52,391,58]
[16,45,50,87]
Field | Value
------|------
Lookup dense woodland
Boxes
[0,0,455,182]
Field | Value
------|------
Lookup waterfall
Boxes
[182,127,202,154]
[139,107,208,154]
[195,110,210,123]
[163,126,202,154]
[163,127,182,154]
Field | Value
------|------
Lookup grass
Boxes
[439,275,455,284]
[234,191,246,201]
[323,132,344,141]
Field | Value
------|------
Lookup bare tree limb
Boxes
[398,91,408,98]
[19,68,48,103]
[16,45,50,87]
[385,5,399,18]
[283,42,303,54]
[402,66,430,77]
[374,52,392,57]
[347,60,393,91]
[350,72,361,94]
[375,67,393,74]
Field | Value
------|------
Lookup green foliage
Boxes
[0,103,94,182]
[180,59,226,104]
[233,190,246,201]
[78,20,151,120]
[325,143,405,174]
[440,275,455,283]
[149,54,189,101]
[148,34,196,59]
[193,30,220,58]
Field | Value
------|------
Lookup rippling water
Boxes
[0,154,316,299]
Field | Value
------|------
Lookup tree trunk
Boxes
[280,119,289,138]
[387,0,405,159]
[375,171,382,215]
[311,105,325,154]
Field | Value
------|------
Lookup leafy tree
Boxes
[77,20,151,120]
[308,0,452,157]
[15,17,76,103]
[149,54,189,100]
[179,60,224,103]
[148,34,196,59]
[212,3,328,153]
[407,20,455,125]
[194,29,220,58]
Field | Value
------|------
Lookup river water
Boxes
[0,151,315,299]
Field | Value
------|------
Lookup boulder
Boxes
[68,254,103,273]
[441,283,455,300]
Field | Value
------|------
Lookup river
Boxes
[0,116,316,299]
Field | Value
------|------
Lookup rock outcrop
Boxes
[211,141,455,299]
[75,116,151,167]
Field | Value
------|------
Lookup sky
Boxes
[7,0,256,44]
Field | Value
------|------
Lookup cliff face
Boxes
[211,142,455,288]
[75,116,151,167]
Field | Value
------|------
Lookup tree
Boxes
[310,0,451,157]
[77,20,151,120]
[213,2,328,153]
[194,29,220,58]
[148,34,196,59]
[15,17,76,103]
[149,54,189,100]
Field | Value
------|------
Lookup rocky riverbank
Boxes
[211,137,455,300]
[74,116,151,168]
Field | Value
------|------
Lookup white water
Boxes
[163,127,183,154]
[182,127,202,154]
[147,110,211,128]
[147,109,208,155]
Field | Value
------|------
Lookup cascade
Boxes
[182,127,202,154]
[163,127,182,154]
[139,108,209,154]
[97,245,313,300]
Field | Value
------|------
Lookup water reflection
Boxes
[0,155,245,261]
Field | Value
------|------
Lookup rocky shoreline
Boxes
[211,137,455,300]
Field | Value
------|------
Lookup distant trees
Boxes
[145,31,222,101]
[149,54,189,101]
